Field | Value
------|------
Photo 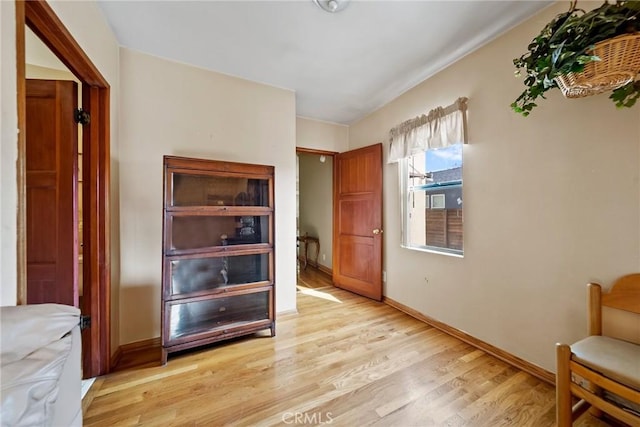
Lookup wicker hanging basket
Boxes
[555,33,640,98]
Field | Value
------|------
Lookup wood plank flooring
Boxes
[83,267,614,426]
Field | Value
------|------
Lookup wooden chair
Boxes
[556,274,640,426]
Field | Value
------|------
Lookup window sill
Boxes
[401,245,464,258]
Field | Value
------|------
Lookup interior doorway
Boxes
[24,28,83,308]
[17,0,111,378]
[296,148,336,288]
[296,144,383,301]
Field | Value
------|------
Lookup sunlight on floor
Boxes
[296,286,342,304]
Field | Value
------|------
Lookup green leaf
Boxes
[610,81,640,108]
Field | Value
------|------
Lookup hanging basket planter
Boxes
[555,33,640,98]
[511,1,640,116]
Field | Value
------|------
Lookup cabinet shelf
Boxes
[161,156,275,364]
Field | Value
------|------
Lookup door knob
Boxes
[373,229,383,235]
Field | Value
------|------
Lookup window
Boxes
[430,194,445,210]
[387,97,467,256]
[401,143,463,255]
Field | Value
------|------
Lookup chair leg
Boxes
[556,343,573,427]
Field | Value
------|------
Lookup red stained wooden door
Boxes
[333,143,383,301]
[26,79,78,306]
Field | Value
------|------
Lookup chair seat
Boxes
[571,335,640,392]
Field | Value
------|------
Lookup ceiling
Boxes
[97,1,552,125]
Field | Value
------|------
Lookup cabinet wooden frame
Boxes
[161,156,275,364]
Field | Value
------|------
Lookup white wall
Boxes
[298,153,333,270]
[118,48,297,344]
[296,117,348,153]
[26,64,75,81]
[25,27,67,71]
[349,3,640,372]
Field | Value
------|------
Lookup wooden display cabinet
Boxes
[161,155,275,364]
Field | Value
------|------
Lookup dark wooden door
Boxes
[333,143,383,301]
[26,79,78,306]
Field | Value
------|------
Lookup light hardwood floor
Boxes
[83,267,614,426]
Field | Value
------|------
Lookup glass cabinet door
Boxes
[168,252,270,297]
[171,173,269,207]
[167,290,270,342]
[168,215,270,251]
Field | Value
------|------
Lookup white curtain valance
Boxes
[387,97,468,164]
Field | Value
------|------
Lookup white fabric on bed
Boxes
[1,303,80,364]
[0,304,80,426]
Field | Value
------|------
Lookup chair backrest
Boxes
[588,273,640,344]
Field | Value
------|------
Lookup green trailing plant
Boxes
[512,0,640,116]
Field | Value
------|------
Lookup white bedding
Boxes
[1,304,80,426]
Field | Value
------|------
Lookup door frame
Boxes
[16,0,111,377]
